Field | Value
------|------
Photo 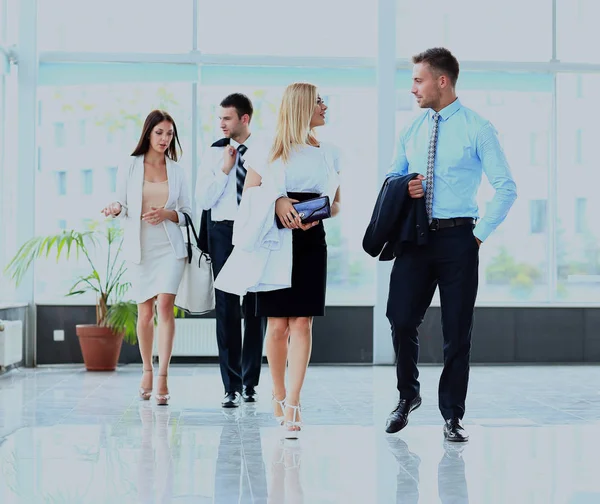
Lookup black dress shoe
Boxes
[221,391,241,408]
[242,387,257,403]
[385,395,422,434]
[443,418,469,442]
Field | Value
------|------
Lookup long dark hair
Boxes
[131,110,182,161]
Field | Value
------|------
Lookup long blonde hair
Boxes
[269,82,320,164]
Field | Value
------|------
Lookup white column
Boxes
[547,0,558,301]
[16,0,38,367]
[373,0,397,364]
[191,0,199,217]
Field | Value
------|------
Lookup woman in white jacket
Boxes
[101,110,192,405]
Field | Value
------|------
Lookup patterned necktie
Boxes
[236,144,248,204]
[425,112,441,222]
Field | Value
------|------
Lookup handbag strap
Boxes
[183,213,192,263]
[183,213,202,245]
[182,213,212,265]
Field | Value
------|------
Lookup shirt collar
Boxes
[429,98,462,121]
[230,133,253,149]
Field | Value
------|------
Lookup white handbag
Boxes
[175,213,215,315]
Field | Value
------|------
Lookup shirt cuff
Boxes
[473,219,493,242]
[113,202,127,219]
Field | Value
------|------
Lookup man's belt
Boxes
[429,217,475,232]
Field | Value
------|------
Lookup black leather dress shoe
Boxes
[242,387,257,403]
[443,418,469,442]
[221,392,241,408]
[385,395,422,434]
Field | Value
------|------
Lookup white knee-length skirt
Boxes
[128,221,185,304]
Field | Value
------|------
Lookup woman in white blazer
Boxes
[101,110,192,405]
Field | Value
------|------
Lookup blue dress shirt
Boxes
[388,98,517,242]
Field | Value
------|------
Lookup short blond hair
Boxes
[269,82,319,164]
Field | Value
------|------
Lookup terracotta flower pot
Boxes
[75,324,123,371]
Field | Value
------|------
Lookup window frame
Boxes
[7,0,600,310]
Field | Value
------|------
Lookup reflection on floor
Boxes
[1,364,600,503]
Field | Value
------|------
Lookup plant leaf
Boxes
[105,302,138,345]
[66,290,87,297]
[4,231,91,286]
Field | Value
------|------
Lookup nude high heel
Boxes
[155,374,170,406]
[138,368,153,400]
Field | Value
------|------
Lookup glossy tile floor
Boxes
[1,365,600,503]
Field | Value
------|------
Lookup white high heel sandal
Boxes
[283,402,302,439]
[272,395,286,425]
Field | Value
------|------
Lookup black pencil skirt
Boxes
[255,192,327,318]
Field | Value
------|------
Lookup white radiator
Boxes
[151,318,266,357]
[0,320,23,367]
[153,318,219,357]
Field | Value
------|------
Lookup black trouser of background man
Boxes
[386,222,479,420]
[208,219,266,394]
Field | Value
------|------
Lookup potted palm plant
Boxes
[4,222,139,371]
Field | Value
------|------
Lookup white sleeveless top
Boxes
[250,142,341,201]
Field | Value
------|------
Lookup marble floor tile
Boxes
[1,364,600,502]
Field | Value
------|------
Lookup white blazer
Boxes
[214,187,293,296]
[214,164,293,295]
[115,155,192,264]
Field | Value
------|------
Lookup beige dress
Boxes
[129,179,185,303]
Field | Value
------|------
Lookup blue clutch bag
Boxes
[276,196,331,229]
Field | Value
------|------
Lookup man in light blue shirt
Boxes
[384,47,517,442]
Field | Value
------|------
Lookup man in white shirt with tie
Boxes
[196,93,266,408]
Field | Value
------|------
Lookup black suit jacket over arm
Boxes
[362,173,429,261]
[198,209,210,254]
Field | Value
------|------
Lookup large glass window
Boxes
[0,0,5,44]
[35,82,192,303]
[558,0,600,63]
[0,71,18,302]
[0,73,6,300]
[395,71,552,304]
[38,0,193,53]
[1,0,18,46]
[0,0,9,301]
[396,0,551,61]
[9,0,600,310]
[0,0,17,301]
[197,69,377,305]
[556,74,600,302]
[198,0,377,57]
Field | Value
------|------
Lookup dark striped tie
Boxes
[236,144,247,204]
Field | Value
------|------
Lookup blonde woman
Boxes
[101,110,192,406]
[243,83,341,437]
